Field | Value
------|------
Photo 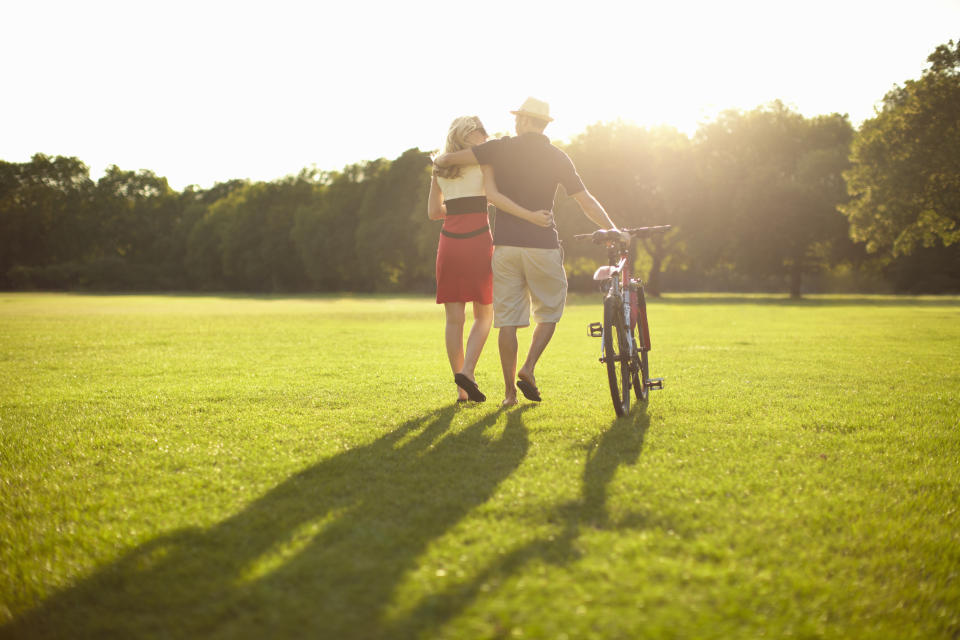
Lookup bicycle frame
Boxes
[593,252,636,351]
[577,225,669,416]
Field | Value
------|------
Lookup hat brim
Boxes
[510,109,553,123]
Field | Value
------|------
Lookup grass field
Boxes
[1,292,958,639]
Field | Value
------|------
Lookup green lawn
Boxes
[1,292,958,639]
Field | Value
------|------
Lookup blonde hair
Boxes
[436,115,486,180]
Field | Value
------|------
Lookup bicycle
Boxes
[574,225,671,417]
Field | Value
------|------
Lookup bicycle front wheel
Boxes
[631,322,649,403]
[603,295,631,416]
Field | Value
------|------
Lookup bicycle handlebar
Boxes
[573,225,672,243]
[625,225,672,238]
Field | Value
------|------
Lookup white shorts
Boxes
[492,246,567,328]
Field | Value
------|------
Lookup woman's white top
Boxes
[437,165,484,200]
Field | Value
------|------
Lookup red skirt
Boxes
[436,211,493,304]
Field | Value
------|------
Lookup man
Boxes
[435,97,627,407]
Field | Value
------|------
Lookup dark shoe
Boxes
[516,378,541,402]
[454,373,486,402]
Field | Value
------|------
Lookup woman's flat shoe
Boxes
[454,373,486,402]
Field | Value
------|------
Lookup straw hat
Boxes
[510,97,553,123]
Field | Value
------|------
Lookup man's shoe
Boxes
[516,379,541,402]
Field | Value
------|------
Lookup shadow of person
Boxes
[384,406,653,638]
[2,405,532,640]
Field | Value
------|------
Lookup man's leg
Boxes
[517,321,556,389]
[516,247,567,397]
[492,246,529,407]
[499,325,519,406]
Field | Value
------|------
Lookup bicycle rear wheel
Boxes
[603,295,630,416]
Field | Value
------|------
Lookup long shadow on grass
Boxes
[2,405,531,640]
[385,405,655,638]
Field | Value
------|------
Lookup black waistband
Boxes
[441,225,490,239]
[444,196,488,215]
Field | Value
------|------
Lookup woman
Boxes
[428,116,548,403]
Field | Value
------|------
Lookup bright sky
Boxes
[3,0,959,191]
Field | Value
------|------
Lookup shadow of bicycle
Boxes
[384,405,663,637]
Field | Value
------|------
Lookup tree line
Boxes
[2,42,958,297]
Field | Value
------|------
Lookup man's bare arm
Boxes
[572,190,630,243]
[434,148,479,168]
[572,189,615,227]
[480,166,553,228]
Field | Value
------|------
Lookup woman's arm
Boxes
[427,171,446,220]
[481,166,553,227]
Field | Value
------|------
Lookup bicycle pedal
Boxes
[588,322,603,337]
[645,377,664,390]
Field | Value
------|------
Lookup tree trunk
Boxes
[645,236,665,297]
[789,263,803,299]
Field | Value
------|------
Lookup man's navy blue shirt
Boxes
[472,132,585,249]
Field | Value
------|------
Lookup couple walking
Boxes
[430,97,627,407]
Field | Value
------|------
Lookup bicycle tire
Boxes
[630,285,650,402]
[603,295,631,416]
[631,323,649,402]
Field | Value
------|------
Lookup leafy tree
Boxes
[292,161,386,291]
[694,102,854,297]
[882,243,960,293]
[841,40,960,257]
[561,123,694,295]
[199,178,315,292]
[92,166,184,287]
[0,155,94,285]
[0,160,25,284]
[353,148,434,291]
[179,180,248,289]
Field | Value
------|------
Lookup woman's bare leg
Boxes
[460,302,492,382]
[444,302,468,400]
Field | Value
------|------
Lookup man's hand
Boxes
[528,209,554,227]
